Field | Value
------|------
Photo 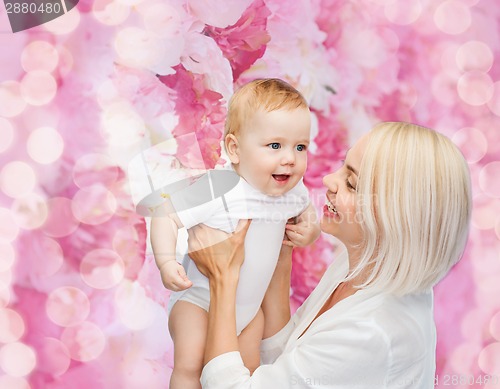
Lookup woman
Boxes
[186,122,472,388]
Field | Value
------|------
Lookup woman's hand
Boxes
[187,219,251,365]
[187,219,252,281]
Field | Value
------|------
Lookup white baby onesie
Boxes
[167,168,309,334]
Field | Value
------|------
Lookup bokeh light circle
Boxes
[27,126,64,164]
[0,376,30,389]
[37,337,71,376]
[0,267,12,287]
[0,308,25,343]
[478,342,500,375]
[0,81,26,118]
[92,0,130,25]
[488,81,500,117]
[457,71,494,106]
[0,161,37,199]
[456,41,494,72]
[0,285,11,308]
[71,185,117,225]
[80,249,124,289]
[434,0,471,35]
[72,153,120,188]
[60,321,106,362]
[113,226,141,275]
[0,240,15,272]
[30,236,63,277]
[11,193,48,230]
[472,194,500,230]
[461,308,487,342]
[21,41,59,73]
[0,118,15,153]
[479,162,500,198]
[41,197,80,238]
[384,0,422,25]
[449,342,479,375]
[0,284,12,315]
[452,127,488,164]
[43,8,81,35]
[46,286,90,327]
[20,71,57,106]
[0,207,19,242]
[0,342,37,377]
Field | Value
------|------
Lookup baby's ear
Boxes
[225,134,240,164]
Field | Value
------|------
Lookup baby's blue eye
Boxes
[268,143,281,150]
[296,144,307,152]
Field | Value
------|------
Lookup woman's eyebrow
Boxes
[343,149,359,176]
[346,164,359,176]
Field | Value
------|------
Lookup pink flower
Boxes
[187,0,254,28]
[304,110,348,189]
[112,65,176,122]
[159,65,227,169]
[204,0,271,79]
[181,33,234,101]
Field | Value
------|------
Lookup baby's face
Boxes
[233,107,311,196]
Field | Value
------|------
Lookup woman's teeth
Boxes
[326,200,337,214]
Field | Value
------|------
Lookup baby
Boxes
[150,78,320,389]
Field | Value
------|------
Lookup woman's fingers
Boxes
[232,219,252,239]
[188,223,230,252]
[186,220,251,280]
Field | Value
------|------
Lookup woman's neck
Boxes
[345,246,372,287]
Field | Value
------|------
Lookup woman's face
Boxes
[321,133,368,249]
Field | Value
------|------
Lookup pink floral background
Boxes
[1,0,500,388]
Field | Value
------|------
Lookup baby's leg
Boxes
[169,301,208,389]
[238,308,265,375]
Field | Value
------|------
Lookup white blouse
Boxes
[200,252,436,388]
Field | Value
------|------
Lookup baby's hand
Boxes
[159,261,193,291]
[283,221,317,247]
[283,205,321,247]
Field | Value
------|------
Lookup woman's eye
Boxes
[346,178,357,191]
[296,144,307,151]
[268,143,281,150]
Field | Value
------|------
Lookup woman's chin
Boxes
[320,216,337,235]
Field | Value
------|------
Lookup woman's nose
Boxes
[323,173,337,193]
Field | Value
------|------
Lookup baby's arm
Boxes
[150,199,193,291]
[283,203,321,247]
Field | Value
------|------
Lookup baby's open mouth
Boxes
[272,174,290,182]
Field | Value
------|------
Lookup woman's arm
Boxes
[187,219,251,364]
[261,244,293,339]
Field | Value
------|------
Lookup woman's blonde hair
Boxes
[350,122,472,295]
[224,78,308,138]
